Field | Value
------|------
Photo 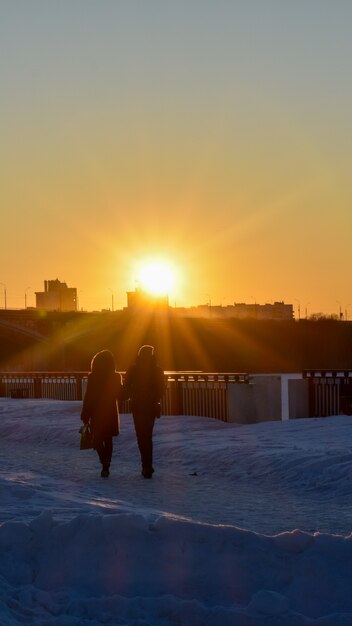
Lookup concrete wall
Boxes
[227,376,281,423]
[227,375,310,423]
[288,379,310,419]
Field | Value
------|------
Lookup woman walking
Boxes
[124,345,165,478]
[81,350,122,477]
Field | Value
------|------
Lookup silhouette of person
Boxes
[124,345,165,478]
[81,350,122,477]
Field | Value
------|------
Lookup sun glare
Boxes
[136,259,177,296]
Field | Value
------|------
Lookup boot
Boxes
[101,463,110,478]
[142,465,154,479]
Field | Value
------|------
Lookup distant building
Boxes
[123,288,293,320]
[126,288,169,312]
[172,301,294,320]
[231,301,294,320]
[35,279,77,312]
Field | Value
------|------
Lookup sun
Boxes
[136,259,177,296]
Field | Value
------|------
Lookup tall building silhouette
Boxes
[35,279,77,312]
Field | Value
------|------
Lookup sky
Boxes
[1,1,352,315]
[1,398,352,624]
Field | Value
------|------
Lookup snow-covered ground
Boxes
[1,398,352,625]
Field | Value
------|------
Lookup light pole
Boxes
[24,286,31,309]
[345,304,351,321]
[0,282,7,310]
[108,288,114,312]
[305,302,310,319]
[336,300,342,320]
[204,293,212,307]
[295,299,301,320]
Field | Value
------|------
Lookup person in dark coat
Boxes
[81,350,122,478]
[124,345,165,478]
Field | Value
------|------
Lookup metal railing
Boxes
[303,370,352,417]
[0,371,249,421]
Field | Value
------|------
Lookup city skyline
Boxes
[0,267,350,320]
[0,276,348,320]
[0,270,350,318]
[1,2,352,315]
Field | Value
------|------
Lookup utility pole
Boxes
[295,299,301,320]
[108,288,114,311]
[0,283,7,310]
[24,286,31,309]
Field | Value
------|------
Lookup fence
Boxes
[3,371,352,420]
[166,373,248,422]
[0,374,85,401]
[0,371,249,422]
[303,370,352,417]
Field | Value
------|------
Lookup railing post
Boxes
[34,376,42,399]
[308,377,315,417]
[76,375,83,401]
[169,378,183,415]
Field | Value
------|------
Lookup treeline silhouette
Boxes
[0,311,351,373]
[65,315,352,373]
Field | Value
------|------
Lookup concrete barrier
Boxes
[227,374,309,423]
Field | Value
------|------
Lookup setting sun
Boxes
[136,259,177,296]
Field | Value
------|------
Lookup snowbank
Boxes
[1,399,352,625]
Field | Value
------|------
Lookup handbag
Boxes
[79,424,94,450]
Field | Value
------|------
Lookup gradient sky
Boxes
[1,0,352,316]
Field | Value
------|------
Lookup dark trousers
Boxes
[133,411,155,470]
[95,437,113,468]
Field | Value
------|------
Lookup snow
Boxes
[1,399,352,625]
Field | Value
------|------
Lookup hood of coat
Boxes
[137,345,155,361]
[91,350,116,376]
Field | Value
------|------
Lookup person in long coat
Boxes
[81,350,122,477]
[124,345,165,478]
